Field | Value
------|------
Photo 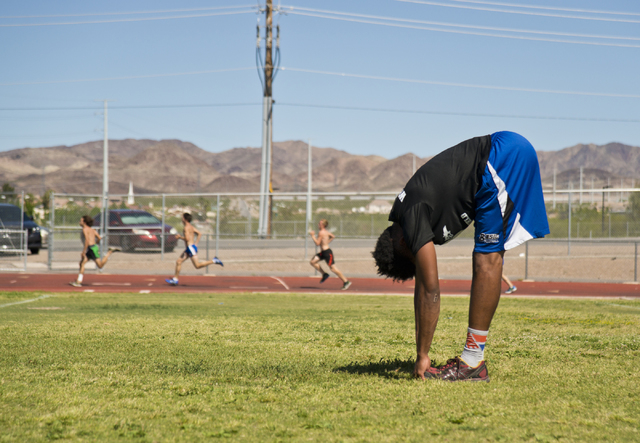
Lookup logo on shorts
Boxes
[478,233,500,244]
[398,189,406,202]
[443,225,453,242]
[460,213,472,226]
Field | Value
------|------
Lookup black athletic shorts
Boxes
[85,245,99,261]
[316,249,335,266]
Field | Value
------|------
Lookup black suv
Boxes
[0,203,43,254]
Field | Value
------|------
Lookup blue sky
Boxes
[1,0,639,158]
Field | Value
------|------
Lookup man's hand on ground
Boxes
[413,355,431,380]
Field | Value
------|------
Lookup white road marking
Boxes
[148,283,153,286]
[83,289,95,293]
[9,280,17,284]
[139,290,151,294]
[0,294,53,309]
[270,276,290,290]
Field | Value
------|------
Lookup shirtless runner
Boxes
[69,215,120,287]
[165,212,223,286]
[309,219,351,290]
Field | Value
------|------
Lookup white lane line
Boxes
[91,283,131,286]
[139,290,151,294]
[84,289,95,293]
[147,283,153,286]
[270,276,290,290]
[229,286,268,289]
[9,280,17,284]
[0,294,53,309]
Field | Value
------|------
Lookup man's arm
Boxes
[192,226,202,246]
[92,228,101,243]
[309,231,322,246]
[327,232,335,243]
[413,241,441,380]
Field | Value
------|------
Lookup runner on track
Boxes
[309,219,352,290]
[69,215,120,287]
[165,213,223,286]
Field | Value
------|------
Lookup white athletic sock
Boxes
[77,274,83,283]
[460,327,488,368]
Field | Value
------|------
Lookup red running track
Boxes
[1,273,639,298]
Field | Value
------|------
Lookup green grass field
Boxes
[1,291,639,442]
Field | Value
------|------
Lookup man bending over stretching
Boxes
[373,131,549,382]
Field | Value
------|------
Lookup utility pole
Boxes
[257,0,280,238]
[98,100,112,260]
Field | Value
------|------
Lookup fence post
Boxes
[215,194,220,258]
[206,233,210,275]
[525,241,529,280]
[608,213,611,238]
[48,193,54,271]
[21,191,27,271]
[635,242,638,282]
[567,189,571,256]
[161,194,166,261]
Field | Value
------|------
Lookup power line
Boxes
[0,103,261,111]
[445,0,640,17]
[397,0,640,24]
[279,67,640,99]
[283,6,640,43]
[277,102,640,123]
[0,101,637,124]
[0,67,255,86]
[0,9,255,27]
[0,5,257,19]
[283,9,640,48]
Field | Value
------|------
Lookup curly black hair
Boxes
[372,226,416,281]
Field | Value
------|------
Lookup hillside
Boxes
[1,138,638,195]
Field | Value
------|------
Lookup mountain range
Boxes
[1,139,638,195]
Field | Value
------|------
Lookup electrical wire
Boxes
[0,5,257,19]
[0,9,255,27]
[279,67,640,99]
[281,6,640,42]
[397,0,640,24]
[277,102,640,123]
[444,0,640,16]
[283,9,640,48]
[0,67,255,86]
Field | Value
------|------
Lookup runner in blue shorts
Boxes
[372,131,549,382]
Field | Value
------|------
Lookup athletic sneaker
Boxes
[425,356,490,382]
[69,281,82,288]
[505,285,517,294]
[212,257,224,267]
[165,278,179,286]
[341,281,352,290]
[320,273,330,283]
[108,246,122,252]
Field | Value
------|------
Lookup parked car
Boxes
[0,203,42,254]
[93,209,178,252]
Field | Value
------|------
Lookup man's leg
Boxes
[309,255,322,272]
[174,256,187,279]
[94,248,116,269]
[71,256,89,286]
[468,251,504,330]
[190,256,214,269]
[329,264,348,283]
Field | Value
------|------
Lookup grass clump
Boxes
[0,291,638,441]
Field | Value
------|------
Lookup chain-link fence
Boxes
[3,188,639,282]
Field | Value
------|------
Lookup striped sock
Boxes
[460,327,488,368]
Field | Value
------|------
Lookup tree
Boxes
[41,190,53,210]
[1,183,16,203]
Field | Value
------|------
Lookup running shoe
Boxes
[320,273,330,283]
[505,285,517,294]
[69,281,82,288]
[341,281,352,290]
[426,356,490,382]
[108,246,122,252]
[165,278,179,286]
[212,257,224,267]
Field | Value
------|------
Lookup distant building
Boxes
[365,199,393,214]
